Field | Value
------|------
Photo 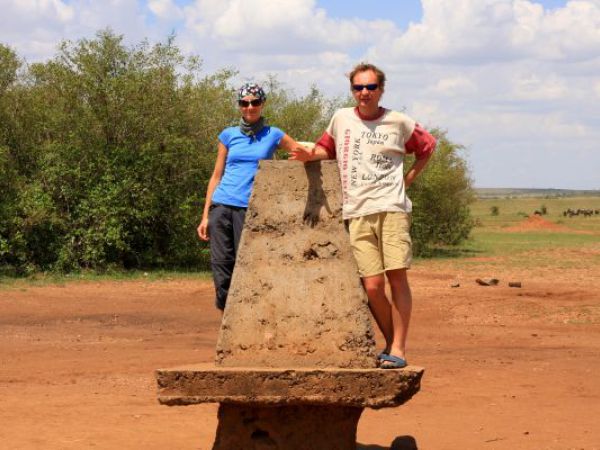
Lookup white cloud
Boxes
[368,0,600,64]
[512,72,567,100]
[148,0,183,20]
[170,0,403,100]
[73,0,144,33]
[1,0,599,188]
[181,0,398,54]
[532,0,600,61]
[429,76,478,97]
[0,0,74,34]
[5,0,74,23]
[0,0,153,61]
[410,100,443,124]
[357,1,600,188]
[594,80,600,98]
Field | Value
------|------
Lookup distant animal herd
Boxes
[561,208,599,217]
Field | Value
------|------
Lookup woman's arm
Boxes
[197,142,228,241]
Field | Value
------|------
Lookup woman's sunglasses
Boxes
[238,99,263,107]
[352,83,379,91]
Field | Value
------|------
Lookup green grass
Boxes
[472,196,600,231]
[418,196,600,268]
[420,232,600,267]
[3,196,600,285]
[0,269,212,290]
[475,188,600,198]
[469,229,600,255]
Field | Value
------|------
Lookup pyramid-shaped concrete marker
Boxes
[156,161,424,449]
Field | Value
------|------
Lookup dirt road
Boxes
[1,259,599,449]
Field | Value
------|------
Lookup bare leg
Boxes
[385,268,412,359]
[362,274,393,352]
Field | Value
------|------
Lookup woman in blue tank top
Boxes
[197,83,306,311]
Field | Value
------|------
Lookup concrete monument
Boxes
[156,161,423,449]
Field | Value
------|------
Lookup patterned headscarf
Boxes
[238,83,267,102]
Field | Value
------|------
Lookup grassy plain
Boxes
[3,195,599,285]
[0,268,212,290]
[426,195,600,270]
[472,195,600,230]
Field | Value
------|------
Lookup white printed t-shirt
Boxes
[316,107,437,219]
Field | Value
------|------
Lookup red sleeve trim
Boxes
[405,124,436,160]
[316,131,336,159]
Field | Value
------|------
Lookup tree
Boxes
[263,78,345,152]
[408,129,475,255]
[0,32,475,273]
[0,44,28,274]
[0,44,20,93]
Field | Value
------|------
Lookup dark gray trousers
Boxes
[208,204,247,310]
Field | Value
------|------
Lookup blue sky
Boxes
[1,0,598,189]
[318,0,422,27]
[319,0,569,22]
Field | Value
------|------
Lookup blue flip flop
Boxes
[377,349,389,360]
[379,354,407,369]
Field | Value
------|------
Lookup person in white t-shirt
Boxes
[291,63,436,369]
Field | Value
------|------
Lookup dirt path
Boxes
[1,260,599,449]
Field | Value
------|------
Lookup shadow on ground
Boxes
[357,435,418,449]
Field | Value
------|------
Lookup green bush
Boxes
[409,129,475,255]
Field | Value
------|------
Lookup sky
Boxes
[1,0,599,189]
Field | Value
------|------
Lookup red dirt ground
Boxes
[504,215,572,232]
[1,258,599,449]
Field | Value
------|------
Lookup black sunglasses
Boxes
[238,99,263,107]
[352,83,379,91]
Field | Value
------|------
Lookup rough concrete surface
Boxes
[156,364,424,408]
[212,404,363,450]
[216,160,377,369]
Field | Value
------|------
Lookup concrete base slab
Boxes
[212,404,363,450]
[156,363,424,409]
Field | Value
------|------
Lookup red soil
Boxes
[1,257,599,449]
[504,214,571,232]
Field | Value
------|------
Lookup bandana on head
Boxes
[238,83,266,102]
